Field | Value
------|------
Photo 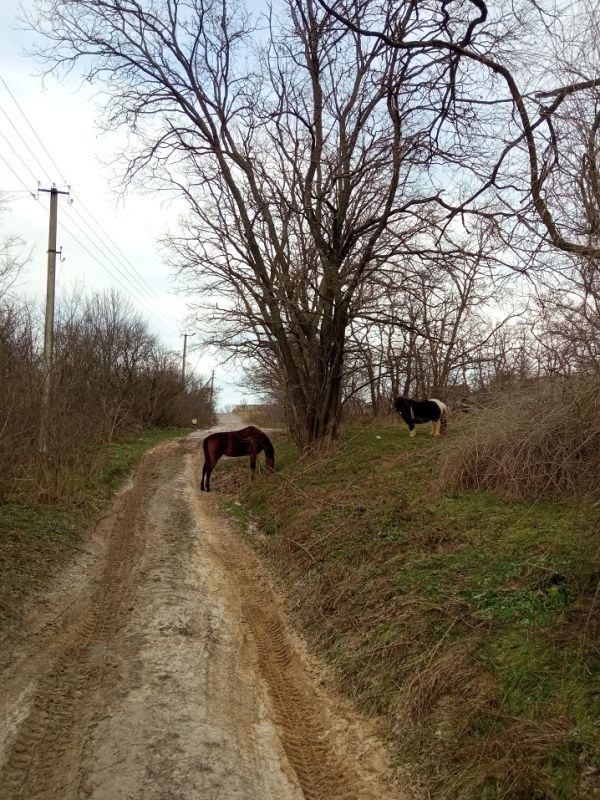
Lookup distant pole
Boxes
[181,332,195,386]
[210,369,215,408]
[38,185,68,455]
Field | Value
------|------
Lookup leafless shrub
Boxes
[0,300,39,497]
[234,402,284,429]
[439,378,600,501]
[0,289,214,501]
[168,377,215,429]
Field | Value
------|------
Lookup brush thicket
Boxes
[439,379,600,501]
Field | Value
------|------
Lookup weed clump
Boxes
[439,379,600,501]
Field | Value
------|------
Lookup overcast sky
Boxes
[0,0,252,409]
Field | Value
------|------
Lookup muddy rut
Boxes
[0,434,405,800]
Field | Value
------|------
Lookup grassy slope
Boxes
[0,427,191,637]
[220,424,599,800]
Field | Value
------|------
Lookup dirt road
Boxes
[0,431,405,800]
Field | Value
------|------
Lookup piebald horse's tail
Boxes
[431,399,449,435]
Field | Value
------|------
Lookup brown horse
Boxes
[200,426,275,492]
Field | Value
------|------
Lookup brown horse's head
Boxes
[261,433,275,474]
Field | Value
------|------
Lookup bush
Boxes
[439,378,600,501]
[0,301,39,497]
[0,290,214,501]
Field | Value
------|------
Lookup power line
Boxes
[0,152,180,336]
[0,97,54,185]
[0,75,168,307]
[0,151,37,198]
[59,202,180,332]
[0,77,185,339]
[0,74,67,185]
[0,124,40,185]
[0,189,35,204]
[70,192,170,305]
[0,188,34,194]
[0,142,179,337]
[0,193,37,204]
[58,214,181,337]
[67,197,172,310]
[0,77,176,310]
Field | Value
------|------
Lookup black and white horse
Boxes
[393,397,448,437]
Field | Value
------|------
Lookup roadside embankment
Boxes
[220,423,599,800]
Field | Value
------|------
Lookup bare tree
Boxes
[315,0,600,259]
[30,0,598,444]
[342,210,521,405]
[52,290,210,441]
[0,204,36,495]
[523,3,600,379]
[0,200,30,303]
[530,257,600,378]
[30,0,515,447]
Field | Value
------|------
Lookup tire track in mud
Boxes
[0,446,175,800]
[0,437,405,800]
[188,453,401,800]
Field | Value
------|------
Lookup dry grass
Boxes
[237,403,285,428]
[0,427,192,638]
[220,422,600,800]
[439,379,600,501]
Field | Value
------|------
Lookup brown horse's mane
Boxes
[253,428,274,459]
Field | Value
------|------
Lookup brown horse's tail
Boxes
[261,433,275,472]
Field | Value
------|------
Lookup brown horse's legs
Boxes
[201,457,215,492]
[249,453,257,480]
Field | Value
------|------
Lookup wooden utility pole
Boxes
[39,185,69,455]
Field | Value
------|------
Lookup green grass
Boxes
[221,422,600,800]
[94,427,191,500]
[0,427,191,637]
